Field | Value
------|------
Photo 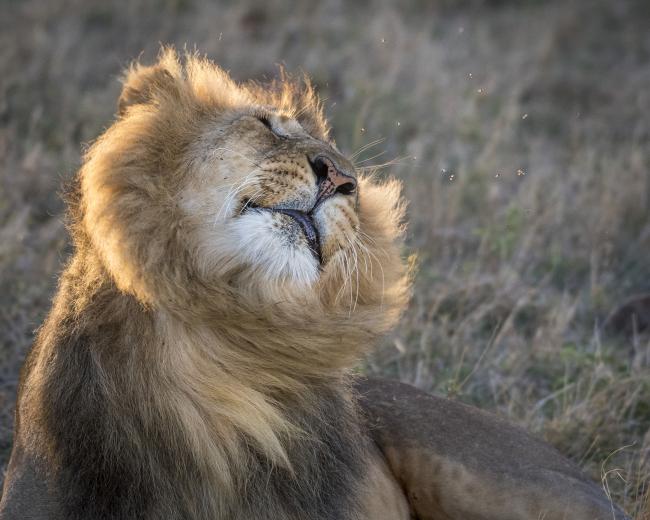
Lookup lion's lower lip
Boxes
[244,203,322,263]
[271,208,322,263]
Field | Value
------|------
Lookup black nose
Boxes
[310,156,357,201]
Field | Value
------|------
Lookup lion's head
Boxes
[75,49,409,380]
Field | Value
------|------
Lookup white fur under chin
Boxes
[223,211,320,287]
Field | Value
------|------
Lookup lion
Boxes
[0,49,629,520]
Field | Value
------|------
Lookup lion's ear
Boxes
[117,62,177,116]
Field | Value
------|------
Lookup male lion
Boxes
[0,49,629,520]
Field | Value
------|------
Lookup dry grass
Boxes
[1,0,649,516]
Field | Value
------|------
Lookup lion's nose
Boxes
[310,155,357,201]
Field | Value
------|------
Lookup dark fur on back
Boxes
[25,248,368,519]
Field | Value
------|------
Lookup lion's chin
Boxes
[227,210,321,288]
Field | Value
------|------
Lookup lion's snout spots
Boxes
[230,149,360,272]
[255,157,317,211]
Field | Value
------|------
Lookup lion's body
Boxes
[0,49,630,520]
[3,245,411,519]
[6,261,359,519]
[357,378,630,520]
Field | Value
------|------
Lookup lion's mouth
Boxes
[245,203,322,263]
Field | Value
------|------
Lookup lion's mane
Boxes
[17,49,410,519]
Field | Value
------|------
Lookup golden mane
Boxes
[26,48,411,511]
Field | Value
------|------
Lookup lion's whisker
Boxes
[355,232,386,308]
[349,138,386,161]
[216,170,261,222]
[352,150,388,166]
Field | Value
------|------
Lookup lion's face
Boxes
[81,50,408,323]
[181,107,360,289]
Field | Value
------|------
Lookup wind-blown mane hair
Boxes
[18,49,410,519]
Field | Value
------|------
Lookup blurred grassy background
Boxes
[1,0,649,516]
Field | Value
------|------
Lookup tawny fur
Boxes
[15,48,410,519]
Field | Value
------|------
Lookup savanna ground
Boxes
[1,0,649,516]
